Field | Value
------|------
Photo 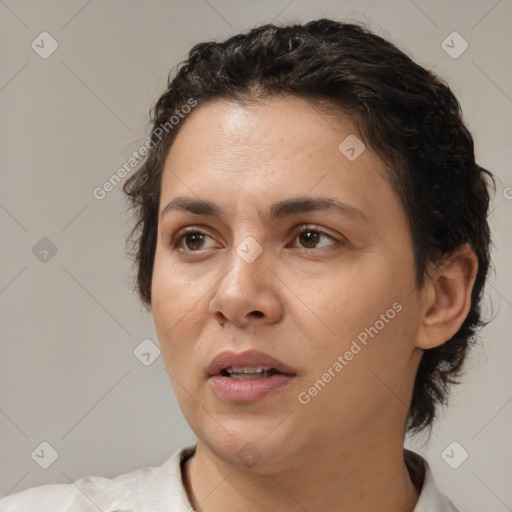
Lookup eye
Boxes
[171,224,343,253]
[172,227,218,252]
[288,224,342,250]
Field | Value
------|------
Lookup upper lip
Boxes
[207,350,297,377]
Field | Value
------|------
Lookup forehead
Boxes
[159,96,401,227]
[169,97,362,159]
[163,97,387,180]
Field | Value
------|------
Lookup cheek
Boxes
[151,251,203,363]
[297,289,420,431]
[302,259,412,345]
[296,256,420,405]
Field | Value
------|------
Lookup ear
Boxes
[416,243,478,350]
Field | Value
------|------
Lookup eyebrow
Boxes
[160,196,369,224]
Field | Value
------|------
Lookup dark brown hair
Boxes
[123,19,494,433]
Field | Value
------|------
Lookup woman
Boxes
[1,18,493,512]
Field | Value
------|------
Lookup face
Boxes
[151,96,424,470]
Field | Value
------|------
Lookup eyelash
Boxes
[171,224,343,253]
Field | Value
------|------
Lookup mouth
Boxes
[208,349,296,378]
[207,350,297,403]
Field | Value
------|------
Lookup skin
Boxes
[151,96,478,512]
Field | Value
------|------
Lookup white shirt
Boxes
[0,446,459,511]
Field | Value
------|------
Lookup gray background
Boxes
[1,0,511,510]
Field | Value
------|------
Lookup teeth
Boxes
[229,372,271,380]
[224,366,275,380]
[226,366,271,374]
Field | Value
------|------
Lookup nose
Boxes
[209,246,284,328]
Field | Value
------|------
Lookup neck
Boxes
[183,434,420,512]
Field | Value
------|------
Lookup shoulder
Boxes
[0,446,196,512]
[0,476,114,512]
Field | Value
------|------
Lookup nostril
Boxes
[250,311,264,317]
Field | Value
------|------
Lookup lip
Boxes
[207,350,297,404]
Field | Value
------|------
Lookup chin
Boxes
[191,413,309,472]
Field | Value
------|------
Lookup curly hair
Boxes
[122,18,494,433]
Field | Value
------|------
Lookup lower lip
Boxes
[209,374,295,403]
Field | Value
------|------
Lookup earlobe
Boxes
[416,243,478,350]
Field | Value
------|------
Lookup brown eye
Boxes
[290,225,341,250]
[298,230,321,248]
[173,229,216,251]
[182,232,207,250]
